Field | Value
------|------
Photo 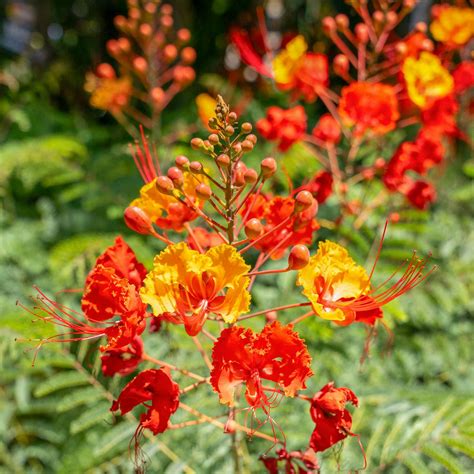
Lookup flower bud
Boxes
[241,122,252,133]
[265,311,278,324]
[288,245,310,270]
[181,46,196,64]
[175,155,189,169]
[322,16,337,35]
[156,175,174,194]
[114,15,127,30]
[415,21,427,33]
[161,15,173,29]
[151,87,165,107]
[224,419,236,434]
[355,24,369,44]
[333,54,349,76]
[144,2,157,14]
[190,137,203,150]
[362,168,375,180]
[177,28,191,43]
[225,125,235,136]
[241,139,254,152]
[247,133,257,144]
[244,168,258,184]
[189,161,203,173]
[208,133,220,145]
[106,39,120,56]
[167,166,184,186]
[294,191,314,212]
[124,206,153,235]
[260,157,277,179]
[373,10,384,24]
[163,44,178,62]
[195,183,212,200]
[232,142,242,154]
[133,56,148,74]
[228,112,237,122]
[96,63,115,79]
[245,218,263,239]
[161,4,173,15]
[386,11,397,26]
[173,66,195,86]
[374,157,386,170]
[390,212,400,223]
[139,23,152,38]
[118,37,131,53]
[395,42,408,55]
[335,14,349,29]
[421,39,434,52]
[217,153,230,166]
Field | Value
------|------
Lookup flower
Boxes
[309,382,358,452]
[421,95,459,137]
[186,226,223,252]
[272,35,308,85]
[312,113,341,145]
[257,106,307,151]
[140,243,251,335]
[300,171,333,204]
[111,369,179,435]
[289,53,329,103]
[453,61,474,94]
[297,240,431,325]
[430,5,474,47]
[402,52,453,109]
[210,322,313,409]
[338,82,399,136]
[84,72,132,113]
[196,93,217,130]
[240,194,319,259]
[260,448,318,474]
[406,180,436,210]
[101,336,143,377]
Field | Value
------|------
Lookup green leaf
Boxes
[70,402,111,434]
[34,371,89,397]
[56,386,104,412]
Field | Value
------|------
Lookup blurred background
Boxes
[1,0,473,473]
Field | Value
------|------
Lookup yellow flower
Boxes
[297,241,369,322]
[431,6,474,47]
[402,52,453,109]
[141,243,251,335]
[196,93,217,130]
[85,74,132,113]
[272,35,307,85]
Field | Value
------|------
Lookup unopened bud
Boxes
[260,157,277,179]
[133,56,148,74]
[355,24,369,43]
[322,16,337,35]
[224,419,236,434]
[161,15,173,29]
[195,183,212,200]
[421,39,434,52]
[177,28,191,43]
[167,166,184,186]
[163,44,178,62]
[96,63,115,79]
[415,21,427,33]
[374,158,385,170]
[228,112,237,122]
[288,245,310,270]
[208,133,220,145]
[189,161,203,173]
[245,218,264,239]
[139,23,152,38]
[161,4,173,15]
[114,15,127,30]
[217,154,230,166]
[294,191,314,212]
[173,65,195,85]
[241,122,252,133]
[151,87,165,107]
[118,37,131,53]
[395,42,408,55]
[244,168,258,184]
[181,46,196,64]
[124,206,153,235]
[156,175,174,194]
[225,125,235,136]
[386,11,397,26]
[175,155,189,169]
[232,142,242,154]
[335,14,349,29]
[106,39,120,56]
[247,134,257,144]
[334,54,349,75]
[241,139,254,152]
[265,311,278,324]
[190,137,203,150]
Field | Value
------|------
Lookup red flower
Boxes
[186,226,223,252]
[309,382,358,453]
[421,95,459,137]
[312,113,341,145]
[453,61,474,94]
[211,322,313,410]
[257,106,307,151]
[261,448,319,474]
[338,82,399,136]
[101,336,143,377]
[241,194,319,259]
[406,180,436,210]
[299,171,333,204]
[111,369,179,435]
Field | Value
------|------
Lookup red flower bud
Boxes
[217,154,230,166]
[181,47,196,64]
[161,15,173,29]
[288,245,310,270]
[151,87,165,107]
[139,23,152,38]
[294,191,314,212]
[190,138,203,150]
[96,63,115,79]
[189,161,203,173]
[247,134,257,144]
[208,133,220,145]
[167,166,184,186]
[244,168,258,184]
[175,155,189,169]
[156,176,174,194]
[245,218,264,239]
[260,157,277,179]
[195,183,212,200]
[124,206,153,235]
[241,122,252,133]
[228,112,237,122]
[163,44,178,62]
[133,56,148,74]
[322,17,337,34]
[333,54,349,76]
[173,66,195,86]
[177,28,191,43]
[335,14,349,29]
[118,37,131,53]
[355,24,369,44]
[241,139,254,152]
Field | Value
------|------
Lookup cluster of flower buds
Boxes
[22,97,435,471]
[84,0,196,133]
[230,1,473,223]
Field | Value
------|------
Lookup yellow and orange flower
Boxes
[130,172,206,231]
[140,243,251,335]
[85,73,132,113]
[430,5,474,47]
[297,241,371,324]
[196,93,217,130]
[272,35,308,85]
[402,52,453,109]
[338,82,399,136]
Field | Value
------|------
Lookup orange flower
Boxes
[257,106,307,151]
[196,93,217,130]
[338,82,399,136]
[430,5,474,47]
[402,52,453,109]
[297,240,431,326]
[140,243,251,335]
[312,113,341,145]
[210,322,313,409]
[84,72,132,113]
